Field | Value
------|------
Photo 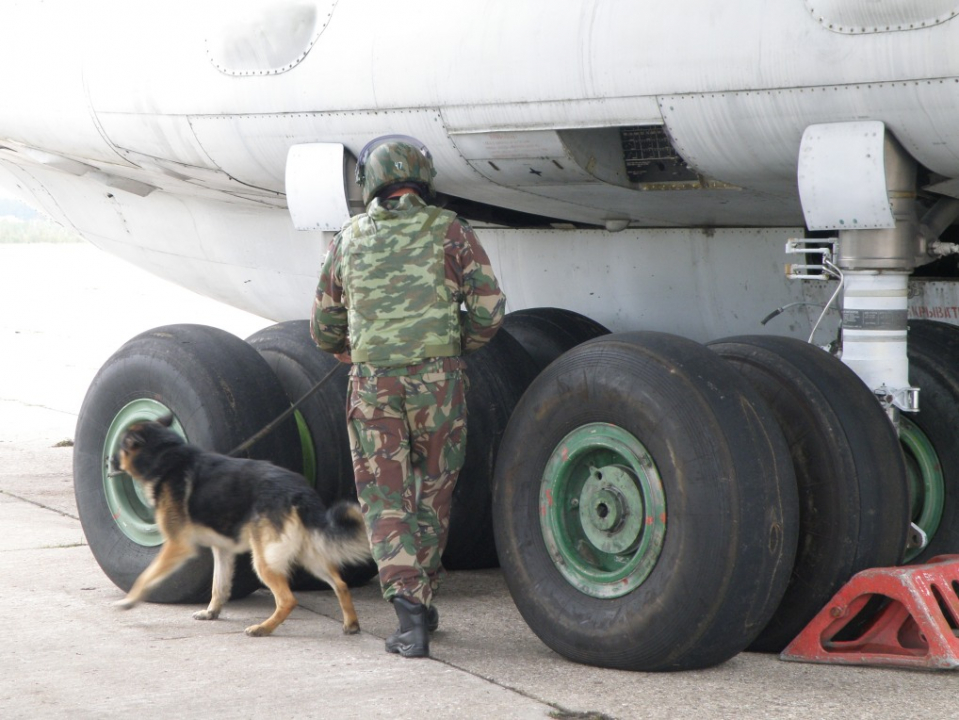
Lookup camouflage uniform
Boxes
[311,192,505,607]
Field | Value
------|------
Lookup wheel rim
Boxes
[102,399,185,547]
[540,422,667,598]
[292,409,317,488]
[900,416,945,562]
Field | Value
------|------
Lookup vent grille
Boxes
[620,126,698,185]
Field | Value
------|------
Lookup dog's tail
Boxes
[315,501,372,568]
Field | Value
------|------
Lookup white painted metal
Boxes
[285,144,351,231]
[840,272,917,410]
[803,0,959,35]
[910,280,959,324]
[480,228,827,342]
[798,122,895,231]
[0,144,829,341]
[2,1,959,327]
[206,1,337,76]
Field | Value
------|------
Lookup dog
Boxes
[111,415,372,637]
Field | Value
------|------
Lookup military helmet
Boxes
[355,135,437,205]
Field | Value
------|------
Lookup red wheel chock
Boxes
[780,555,959,670]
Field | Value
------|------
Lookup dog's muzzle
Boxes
[107,453,126,477]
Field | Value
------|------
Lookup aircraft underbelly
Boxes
[1,150,833,343]
[3,1,959,318]
[4,1,959,228]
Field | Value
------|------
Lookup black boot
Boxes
[386,597,430,658]
[427,604,439,633]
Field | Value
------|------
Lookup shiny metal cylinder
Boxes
[836,133,920,271]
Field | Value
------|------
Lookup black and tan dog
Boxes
[111,415,371,637]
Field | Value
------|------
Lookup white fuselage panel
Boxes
[1,1,958,326]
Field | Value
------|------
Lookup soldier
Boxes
[311,135,506,658]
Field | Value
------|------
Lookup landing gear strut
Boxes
[797,121,959,561]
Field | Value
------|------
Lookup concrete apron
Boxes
[0,494,553,720]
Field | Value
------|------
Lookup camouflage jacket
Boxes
[311,194,506,369]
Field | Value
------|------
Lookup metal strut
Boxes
[792,122,957,561]
[797,121,923,416]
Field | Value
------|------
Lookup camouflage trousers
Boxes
[346,358,467,606]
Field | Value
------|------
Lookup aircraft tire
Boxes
[902,320,959,563]
[492,331,799,671]
[444,329,540,570]
[246,320,377,590]
[501,307,610,373]
[74,324,302,603]
[246,320,354,505]
[708,335,909,652]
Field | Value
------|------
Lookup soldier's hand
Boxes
[335,352,352,364]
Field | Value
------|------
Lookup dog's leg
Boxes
[116,539,195,609]
[325,562,361,635]
[302,556,361,635]
[245,549,297,637]
[193,547,235,621]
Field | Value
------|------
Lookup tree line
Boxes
[0,216,82,243]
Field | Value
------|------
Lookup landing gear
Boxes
[245,320,376,588]
[73,324,301,603]
[246,320,353,505]
[446,308,608,569]
[444,329,539,569]
[493,332,799,671]
[708,335,909,651]
[903,320,959,563]
[501,307,610,372]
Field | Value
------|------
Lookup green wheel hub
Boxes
[900,416,945,562]
[102,399,185,547]
[540,423,667,598]
[292,409,317,488]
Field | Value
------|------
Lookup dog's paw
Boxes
[244,624,273,637]
[192,610,220,621]
[114,598,138,610]
[343,621,361,635]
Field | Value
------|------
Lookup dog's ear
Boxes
[122,430,145,451]
[157,414,175,428]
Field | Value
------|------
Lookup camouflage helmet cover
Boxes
[355,135,437,205]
